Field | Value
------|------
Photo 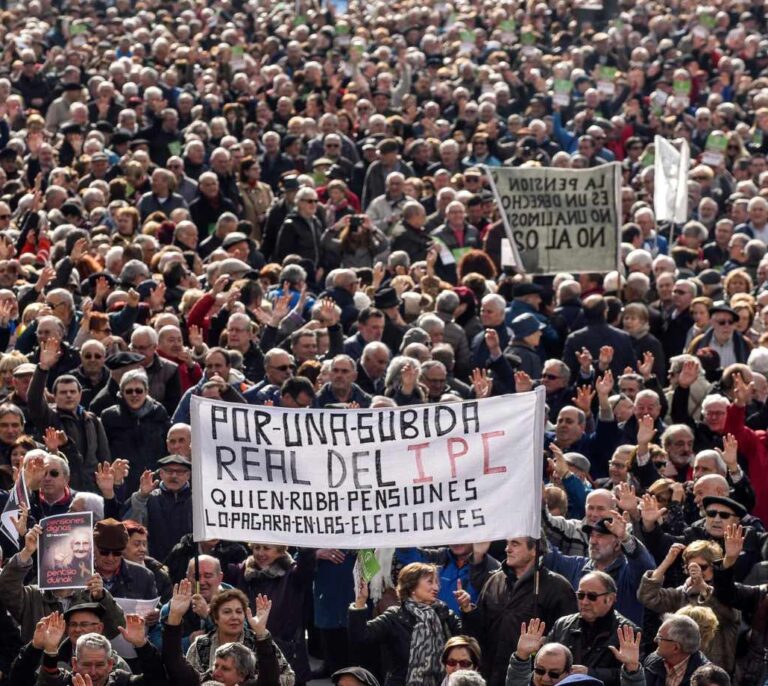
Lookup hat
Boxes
[86,271,117,289]
[218,257,251,276]
[94,121,114,134]
[557,676,605,686]
[702,495,747,518]
[361,138,378,151]
[312,157,334,168]
[331,668,380,686]
[222,232,250,249]
[374,287,400,309]
[709,301,738,321]
[105,351,145,370]
[90,152,108,162]
[372,90,391,99]
[697,269,721,286]
[64,603,105,621]
[377,138,399,154]
[0,148,17,161]
[60,122,84,135]
[564,452,591,474]
[464,167,483,178]
[93,518,129,551]
[129,139,149,151]
[511,312,545,339]
[61,82,83,92]
[281,174,299,190]
[60,201,83,217]
[327,164,348,181]
[158,454,192,469]
[12,363,36,377]
[136,279,159,300]
[514,282,543,297]
[111,129,133,145]
[519,136,538,151]
[581,517,615,537]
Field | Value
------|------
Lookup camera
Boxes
[349,215,365,232]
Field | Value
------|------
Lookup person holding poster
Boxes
[38,512,94,589]
[348,562,462,686]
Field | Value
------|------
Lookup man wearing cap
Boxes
[361,138,414,209]
[0,519,126,643]
[45,82,84,134]
[373,286,411,353]
[508,313,546,379]
[689,302,750,365]
[88,351,146,416]
[7,363,34,431]
[92,518,158,601]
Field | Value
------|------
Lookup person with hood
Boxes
[508,313,546,380]
[349,562,462,686]
[228,544,316,685]
[100,369,170,496]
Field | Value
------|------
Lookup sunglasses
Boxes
[83,353,104,360]
[542,373,561,381]
[98,549,123,557]
[46,470,60,478]
[302,199,318,204]
[0,215,10,220]
[533,667,565,679]
[271,364,292,371]
[445,660,474,668]
[712,319,734,326]
[705,509,736,519]
[576,590,612,601]
[123,388,145,395]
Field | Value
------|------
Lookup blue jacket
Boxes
[543,539,655,626]
[314,552,356,629]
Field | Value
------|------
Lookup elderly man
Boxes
[390,200,432,261]
[24,315,81,387]
[223,313,265,383]
[643,615,709,686]
[344,308,386,361]
[471,294,512,368]
[274,186,324,264]
[189,172,238,237]
[430,200,481,284]
[544,489,619,557]
[157,325,203,393]
[72,340,109,409]
[88,351,146,416]
[662,279,696,360]
[29,341,110,491]
[367,171,408,235]
[314,355,372,408]
[137,167,188,220]
[357,342,390,396]
[244,348,295,404]
[130,325,182,415]
[166,423,191,458]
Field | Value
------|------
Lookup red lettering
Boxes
[408,442,433,483]
[447,437,469,477]
[482,431,507,474]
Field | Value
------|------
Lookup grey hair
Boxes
[214,642,255,678]
[361,341,390,362]
[37,316,66,339]
[420,360,447,376]
[448,671,487,686]
[385,355,421,390]
[279,264,307,284]
[581,570,617,594]
[131,325,158,346]
[119,259,150,284]
[694,449,727,476]
[75,633,111,661]
[669,354,700,375]
[388,250,411,269]
[701,394,729,412]
[46,288,74,312]
[417,313,444,334]
[481,293,506,311]
[120,368,149,391]
[435,290,459,314]
[661,424,695,450]
[662,614,701,654]
[70,492,104,521]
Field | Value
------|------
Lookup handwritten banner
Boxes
[190,391,545,548]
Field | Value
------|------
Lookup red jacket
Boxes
[724,403,768,523]
[157,350,202,392]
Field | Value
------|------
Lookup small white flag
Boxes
[654,135,690,224]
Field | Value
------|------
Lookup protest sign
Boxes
[487,164,621,275]
[0,470,29,549]
[190,390,546,548]
[38,512,93,591]
[654,135,690,224]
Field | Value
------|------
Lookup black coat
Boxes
[274,212,324,265]
[629,332,667,384]
[643,650,709,686]
[662,308,694,361]
[101,398,171,496]
[390,221,433,262]
[189,194,238,236]
[562,322,637,382]
[348,600,461,686]
[104,559,159,600]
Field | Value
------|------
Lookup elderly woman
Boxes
[638,540,738,671]
[186,588,295,686]
[441,635,482,684]
[384,355,426,406]
[227,545,316,685]
[622,302,666,381]
[348,562,461,686]
[100,369,171,495]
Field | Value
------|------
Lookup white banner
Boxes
[190,390,546,548]
[487,163,621,275]
[654,135,690,224]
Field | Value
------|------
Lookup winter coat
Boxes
[166,534,248,584]
[505,653,646,686]
[348,600,461,686]
[128,484,193,563]
[642,650,709,686]
[724,403,768,524]
[101,397,171,496]
[145,354,182,417]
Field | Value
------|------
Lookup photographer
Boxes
[321,214,389,270]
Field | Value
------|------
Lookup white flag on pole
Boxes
[654,135,689,223]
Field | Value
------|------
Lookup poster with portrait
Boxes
[38,512,93,591]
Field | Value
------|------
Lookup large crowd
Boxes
[0,0,768,686]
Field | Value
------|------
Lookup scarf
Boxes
[405,600,444,686]
[628,323,650,340]
[243,553,292,582]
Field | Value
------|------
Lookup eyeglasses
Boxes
[608,460,628,468]
[69,621,100,629]
[270,364,292,371]
[672,289,690,295]
[123,387,145,396]
[445,659,474,668]
[533,667,565,679]
[712,319,734,326]
[302,199,318,204]
[83,353,104,360]
[542,373,561,381]
[576,590,612,601]
[98,549,123,557]
[705,509,736,519]
[0,215,10,220]
[46,470,60,478]
[655,635,677,643]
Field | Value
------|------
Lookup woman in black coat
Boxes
[623,302,667,383]
[100,369,171,495]
[348,562,462,686]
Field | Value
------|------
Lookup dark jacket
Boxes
[101,397,171,497]
[274,212,324,264]
[28,366,110,492]
[72,366,110,410]
[314,382,372,408]
[189,193,238,236]
[642,650,709,686]
[130,484,193,563]
[547,611,639,686]
[390,221,433,261]
[145,355,182,417]
[429,223,482,284]
[662,308,695,361]
[562,322,637,381]
[688,328,751,364]
[102,558,159,601]
[165,534,248,584]
[348,600,461,686]
[629,333,667,383]
[89,378,121,416]
[462,563,578,686]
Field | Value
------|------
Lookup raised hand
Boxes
[595,370,614,397]
[138,469,158,497]
[598,345,614,371]
[372,262,385,289]
[247,593,272,638]
[118,614,147,647]
[87,574,104,600]
[20,524,42,563]
[616,483,639,516]
[471,368,492,399]
[168,580,193,623]
[188,324,204,350]
[10,503,29,537]
[211,274,230,296]
[636,414,655,447]
[639,494,667,531]
[0,299,14,327]
[484,328,501,356]
[637,351,655,379]
[72,674,94,686]
[608,625,641,672]
[732,373,752,407]
[571,385,595,415]
[38,338,61,371]
[40,611,66,653]
[548,443,570,481]
[191,593,210,619]
[269,293,291,326]
[453,579,472,611]
[111,458,130,485]
[35,265,56,292]
[686,562,709,592]
[723,523,744,567]
[719,434,739,472]
[94,462,115,498]
[516,618,546,660]
[354,578,369,609]
[23,453,46,490]
[514,370,533,392]
[401,362,418,393]
[603,509,629,542]
[43,427,67,452]
[148,282,166,311]
[677,359,699,389]
[70,237,89,263]
[126,289,140,308]
[577,347,593,373]
[320,298,340,327]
